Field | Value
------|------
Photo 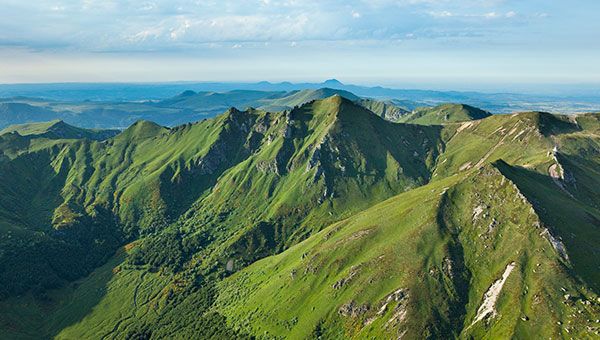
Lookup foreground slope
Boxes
[216,165,599,339]
[214,111,600,338]
[215,113,600,338]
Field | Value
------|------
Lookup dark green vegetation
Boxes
[0,95,598,339]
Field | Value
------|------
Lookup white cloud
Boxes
[0,0,593,54]
[428,10,455,18]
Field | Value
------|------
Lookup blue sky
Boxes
[0,0,599,89]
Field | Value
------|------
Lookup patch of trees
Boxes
[128,230,208,272]
[0,207,121,300]
[123,283,250,339]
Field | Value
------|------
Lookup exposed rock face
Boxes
[282,111,293,139]
[472,205,485,221]
[196,142,227,175]
[541,228,569,262]
[365,288,409,327]
[442,257,454,279]
[255,159,280,174]
[338,300,369,318]
[471,262,516,326]
[195,107,261,175]
[332,265,360,290]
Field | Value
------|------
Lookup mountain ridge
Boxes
[0,96,598,339]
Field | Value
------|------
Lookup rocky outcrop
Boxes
[338,300,369,318]
[471,262,516,326]
[196,142,227,175]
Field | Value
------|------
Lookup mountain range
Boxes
[0,94,598,339]
[2,79,600,116]
[0,87,433,130]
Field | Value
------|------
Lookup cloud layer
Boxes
[0,1,598,84]
[1,0,586,51]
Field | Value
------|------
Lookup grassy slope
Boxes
[398,104,491,125]
[0,101,599,338]
[0,120,120,140]
[216,164,599,339]
[0,96,443,338]
[0,245,171,340]
[151,96,443,275]
[0,95,441,303]
[214,111,600,338]
[356,98,409,122]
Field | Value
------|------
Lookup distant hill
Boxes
[0,120,120,140]
[156,90,288,110]
[398,103,491,124]
[0,102,59,128]
[0,90,495,131]
[257,88,360,111]
[0,89,382,129]
[2,81,599,113]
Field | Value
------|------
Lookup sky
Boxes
[0,0,599,90]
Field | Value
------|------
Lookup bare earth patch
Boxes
[471,262,516,327]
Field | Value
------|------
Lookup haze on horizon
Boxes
[1,0,599,92]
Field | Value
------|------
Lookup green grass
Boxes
[0,97,598,338]
[398,103,491,125]
[216,164,599,339]
[0,246,170,339]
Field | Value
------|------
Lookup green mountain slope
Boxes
[214,112,600,339]
[0,120,120,140]
[0,97,598,339]
[216,164,598,339]
[399,103,492,125]
[0,96,442,299]
[357,98,409,121]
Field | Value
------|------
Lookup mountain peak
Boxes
[48,119,67,127]
[118,120,166,141]
[323,78,343,86]
[178,90,197,97]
